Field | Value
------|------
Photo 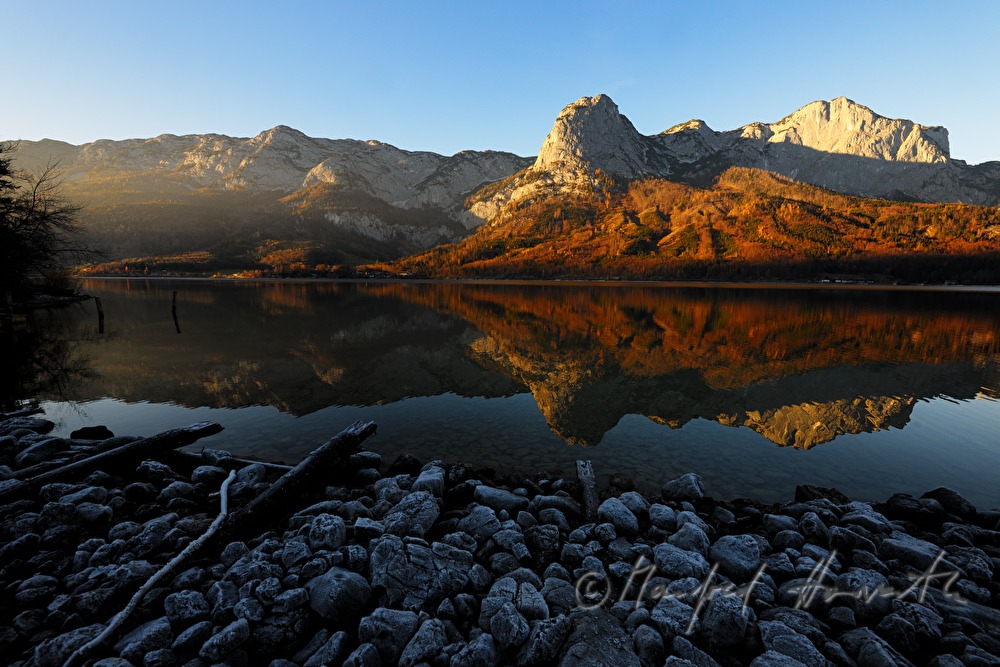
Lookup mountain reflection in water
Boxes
[372,282,1000,447]
[19,279,1000,505]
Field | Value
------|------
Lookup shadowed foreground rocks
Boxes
[1,412,999,666]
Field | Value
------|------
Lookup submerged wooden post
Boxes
[576,459,598,523]
[95,296,105,334]
[215,420,377,545]
[171,290,181,334]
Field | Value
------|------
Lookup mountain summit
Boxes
[534,94,649,180]
[510,94,1000,206]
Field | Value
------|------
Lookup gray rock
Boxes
[60,485,109,505]
[840,506,893,534]
[206,580,239,624]
[369,535,473,610]
[491,601,530,650]
[303,631,348,667]
[480,577,550,626]
[307,513,346,551]
[597,498,639,537]
[15,574,59,605]
[475,485,530,513]
[115,617,174,663]
[632,623,665,667]
[343,642,381,667]
[412,465,446,497]
[171,620,213,652]
[878,531,957,571]
[651,595,699,638]
[542,577,578,616]
[763,513,799,535]
[305,566,371,622]
[234,597,265,621]
[558,608,641,667]
[383,490,440,537]
[661,473,705,501]
[272,587,309,613]
[649,503,677,530]
[668,523,710,555]
[31,623,103,667]
[653,542,710,579]
[619,492,651,520]
[670,636,722,667]
[358,607,420,664]
[538,508,572,533]
[797,512,830,546]
[529,495,583,520]
[280,539,312,569]
[921,487,977,519]
[758,621,824,667]
[224,551,283,586]
[709,534,762,583]
[458,505,502,543]
[451,633,498,667]
[143,648,176,667]
[838,627,915,667]
[399,618,448,667]
[16,437,68,467]
[164,590,210,625]
[749,651,808,666]
[830,525,877,554]
[517,614,571,665]
[698,593,749,650]
[199,618,249,662]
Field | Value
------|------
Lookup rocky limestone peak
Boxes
[662,119,713,135]
[766,96,950,163]
[533,94,650,179]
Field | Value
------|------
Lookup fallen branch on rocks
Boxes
[0,404,42,420]
[64,469,238,667]
[168,449,294,474]
[213,420,377,545]
[0,421,223,502]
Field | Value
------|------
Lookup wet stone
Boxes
[307,513,346,551]
[661,473,705,502]
[358,607,420,664]
[163,590,210,625]
[114,617,174,664]
[199,617,249,662]
[304,566,370,622]
[597,498,639,537]
[383,490,440,538]
[475,485,530,514]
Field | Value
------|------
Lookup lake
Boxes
[8,278,1000,508]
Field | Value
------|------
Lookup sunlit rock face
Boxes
[12,129,532,257]
[491,94,1000,212]
[534,95,653,182]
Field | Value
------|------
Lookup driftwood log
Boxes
[576,459,598,523]
[0,421,223,502]
[167,449,294,474]
[214,420,377,545]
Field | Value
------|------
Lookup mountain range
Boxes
[10,95,1000,275]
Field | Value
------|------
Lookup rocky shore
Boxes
[1,412,999,667]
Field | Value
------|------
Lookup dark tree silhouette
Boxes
[0,141,87,307]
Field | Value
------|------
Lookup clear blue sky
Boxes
[4,1,999,164]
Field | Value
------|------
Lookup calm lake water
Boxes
[9,278,1000,507]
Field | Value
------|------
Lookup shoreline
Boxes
[71,275,1000,294]
[1,412,998,665]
